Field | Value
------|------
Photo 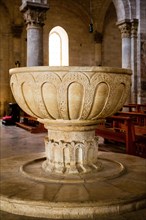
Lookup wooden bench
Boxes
[116,111,146,126]
[96,115,146,158]
[123,103,146,113]
[16,116,47,133]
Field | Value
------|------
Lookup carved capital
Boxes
[131,19,138,38]
[118,22,131,38]
[23,8,47,27]
[20,1,49,27]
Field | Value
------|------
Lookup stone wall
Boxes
[0,0,26,116]
[0,2,13,116]
[0,0,146,116]
[43,0,94,66]
[102,2,121,67]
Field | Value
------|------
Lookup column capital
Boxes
[131,19,138,38]
[117,19,131,38]
[20,1,49,27]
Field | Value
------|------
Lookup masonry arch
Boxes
[112,0,137,21]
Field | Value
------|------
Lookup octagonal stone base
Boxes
[0,152,146,219]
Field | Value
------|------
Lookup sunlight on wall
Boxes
[49,26,69,66]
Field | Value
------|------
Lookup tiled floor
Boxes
[0,122,146,220]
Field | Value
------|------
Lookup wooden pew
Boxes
[116,111,146,126]
[16,115,47,133]
[123,103,146,113]
[95,115,146,158]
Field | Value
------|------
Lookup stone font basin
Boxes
[9,66,132,175]
[10,66,131,123]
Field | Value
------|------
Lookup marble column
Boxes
[94,31,103,66]
[131,19,138,103]
[20,1,49,66]
[117,20,131,69]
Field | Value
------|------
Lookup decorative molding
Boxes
[118,22,131,38]
[10,67,131,121]
[131,19,138,38]
[43,137,100,174]
[23,8,46,27]
[20,1,49,27]
[117,19,139,39]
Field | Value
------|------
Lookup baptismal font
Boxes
[0,1,146,219]
[10,66,131,177]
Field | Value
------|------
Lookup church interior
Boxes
[0,0,146,219]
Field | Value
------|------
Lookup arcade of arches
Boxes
[0,0,146,117]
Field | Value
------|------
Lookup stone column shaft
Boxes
[27,25,43,66]
[118,20,131,69]
[131,19,138,103]
[117,20,132,103]
[20,1,49,66]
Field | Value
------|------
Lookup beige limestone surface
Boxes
[9,66,131,121]
[0,123,146,220]
[9,66,132,175]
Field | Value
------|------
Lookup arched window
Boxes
[49,26,69,66]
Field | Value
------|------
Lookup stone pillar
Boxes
[117,20,131,102]
[117,20,131,69]
[131,19,138,103]
[94,31,103,66]
[20,1,49,66]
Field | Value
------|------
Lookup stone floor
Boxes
[0,121,146,220]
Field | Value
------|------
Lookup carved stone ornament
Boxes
[118,22,131,38]
[10,66,131,121]
[131,19,138,38]
[23,8,46,26]
[9,66,132,174]
[20,1,49,27]
[43,136,101,174]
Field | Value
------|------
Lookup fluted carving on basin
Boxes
[58,71,91,120]
[10,73,39,118]
[94,79,129,119]
[88,82,109,119]
[36,71,62,119]
[68,82,84,119]
[42,82,60,119]
[10,67,131,121]
[22,82,39,117]
[108,83,126,116]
